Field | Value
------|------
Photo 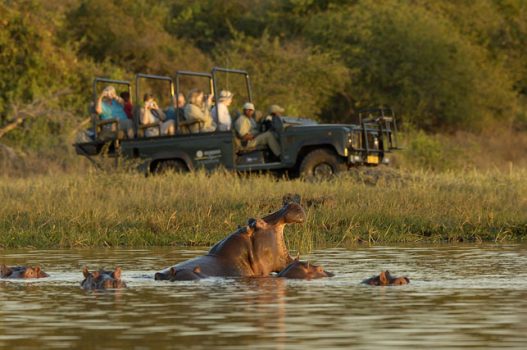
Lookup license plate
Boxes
[367,155,379,164]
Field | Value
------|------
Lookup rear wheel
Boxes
[154,159,188,174]
[299,149,346,180]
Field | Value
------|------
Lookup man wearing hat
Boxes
[211,90,234,131]
[268,104,285,117]
[235,102,281,159]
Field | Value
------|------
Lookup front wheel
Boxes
[299,149,346,180]
[154,159,188,175]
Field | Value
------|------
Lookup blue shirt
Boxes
[100,100,128,121]
[164,107,185,121]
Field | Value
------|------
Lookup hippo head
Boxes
[269,202,306,225]
[22,266,49,279]
[249,203,307,274]
[278,258,334,279]
[155,266,204,281]
[81,266,126,290]
[0,264,11,278]
[362,270,410,286]
[0,265,49,279]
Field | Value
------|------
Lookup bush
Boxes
[214,32,349,118]
[305,0,517,130]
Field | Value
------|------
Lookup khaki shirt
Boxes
[235,115,259,137]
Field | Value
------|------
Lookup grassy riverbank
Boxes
[0,168,525,250]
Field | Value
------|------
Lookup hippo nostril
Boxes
[154,273,166,281]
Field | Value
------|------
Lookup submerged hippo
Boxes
[81,266,127,290]
[155,202,305,281]
[362,270,410,286]
[0,264,49,279]
[277,259,334,279]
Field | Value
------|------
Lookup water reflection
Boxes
[1,245,527,349]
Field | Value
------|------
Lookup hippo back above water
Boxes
[155,202,306,281]
[0,265,49,279]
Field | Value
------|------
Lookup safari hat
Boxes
[218,90,234,101]
[268,104,285,114]
[243,102,255,110]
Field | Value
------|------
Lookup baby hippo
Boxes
[362,270,409,286]
[0,264,49,279]
[277,259,334,279]
[81,266,127,290]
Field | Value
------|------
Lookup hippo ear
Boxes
[379,271,389,285]
[169,267,177,276]
[34,266,41,274]
[82,266,90,278]
[193,266,201,274]
[113,267,122,279]
[0,264,11,276]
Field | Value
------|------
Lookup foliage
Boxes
[304,0,517,130]
[214,32,349,117]
[1,0,527,158]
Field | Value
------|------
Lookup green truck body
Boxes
[75,69,399,178]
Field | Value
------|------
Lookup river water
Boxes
[1,245,527,349]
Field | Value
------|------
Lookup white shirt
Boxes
[211,103,232,131]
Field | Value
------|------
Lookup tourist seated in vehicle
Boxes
[234,102,281,159]
[165,93,186,122]
[139,93,175,137]
[184,89,216,133]
[211,90,233,131]
[95,86,134,139]
[120,91,133,120]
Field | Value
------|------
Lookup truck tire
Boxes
[155,159,188,174]
[299,149,346,180]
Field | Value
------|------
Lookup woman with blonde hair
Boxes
[184,89,216,133]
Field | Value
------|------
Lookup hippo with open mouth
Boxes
[277,258,334,279]
[81,266,127,290]
[0,264,49,279]
[362,270,410,286]
[155,202,306,281]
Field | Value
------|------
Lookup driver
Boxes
[234,102,281,159]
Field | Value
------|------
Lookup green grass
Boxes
[0,168,525,251]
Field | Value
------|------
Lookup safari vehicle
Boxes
[75,67,399,178]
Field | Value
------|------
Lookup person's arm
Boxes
[139,108,148,125]
[187,105,207,123]
[156,108,167,122]
[95,93,105,115]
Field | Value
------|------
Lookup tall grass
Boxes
[0,168,525,250]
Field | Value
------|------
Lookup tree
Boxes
[305,0,517,130]
[214,32,349,118]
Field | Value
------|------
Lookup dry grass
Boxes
[0,167,525,251]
